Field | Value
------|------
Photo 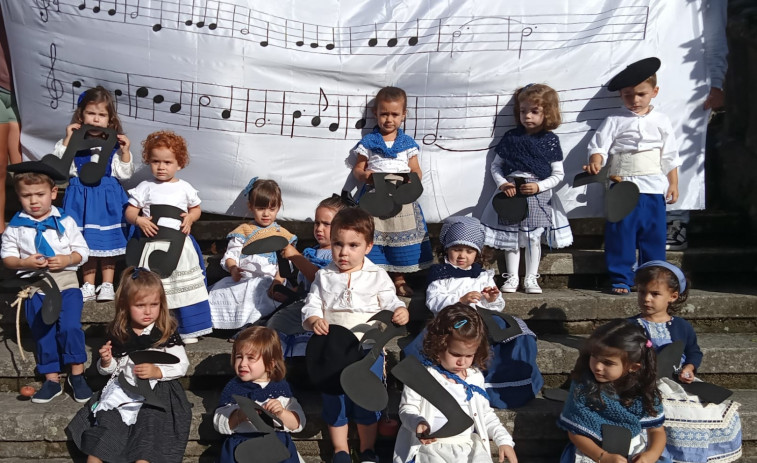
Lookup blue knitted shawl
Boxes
[557,381,664,441]
[358,127,419,159]
[495,127,563,180]
[217,377,293,408]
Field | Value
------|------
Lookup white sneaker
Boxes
[500,274,519,293]
[96,283,115,302]
[182,337,199,344]
[523,274,542,294]
[81,283,96,302]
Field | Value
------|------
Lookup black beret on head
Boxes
[607,57,661,92]
[8,160,68,182]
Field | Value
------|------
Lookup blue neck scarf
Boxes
[359,127,419,159]
[217,377,293,408]
[427,262,484,284]
[302,246,332,269]
[9,211,67,258]
[495,127,563,180]
[421,357,490,401]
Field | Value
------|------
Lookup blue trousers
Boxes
[605,193,666,288]
[25,288,87,374]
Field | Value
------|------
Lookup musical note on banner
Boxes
[108,0,117,16]
[128,0,139,18]
[254,90,268,128]
[222,86,234,119]
[197,94,211,129]
[37,0,60,22]
[423,111,440,146]
[409,19,420,46]
[290,110,302,138]
[519,26,534,59]
[387,22,399,47]
[71,80,83,109]
[93,0,101,13]
[329,101,341,133]
[311,89,329,127]
[45,43,64,109]
[260,22,270,47]
[368,23,379,47]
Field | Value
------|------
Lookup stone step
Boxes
[2,332,757,390]
[1,388,755,461]
[3,288,756,335]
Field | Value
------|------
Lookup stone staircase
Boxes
[1,211,756,462]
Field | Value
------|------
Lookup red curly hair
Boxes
[141,130,190,168]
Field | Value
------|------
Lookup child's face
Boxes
[129,290,161,330]
[637,278,678,321]
[446,245,477,269]
[331,228,373,273]
[252,203,280,227]
[620,81,659,115]
[81,101,110,129]
[313,206,337,249]
[17,182,57,220]
[589,349,639,383]
[439,337,478,376]
[234,348,269,382]
[148,146,181,182]
[374,98,406,138]
[519,100,545,134]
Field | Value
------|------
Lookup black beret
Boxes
[607,57,661,92]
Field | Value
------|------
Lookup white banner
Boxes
[2,0,707,221]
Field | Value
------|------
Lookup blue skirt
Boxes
[63,176,131,257]
[367,201,433,273]
[219,431,299,463]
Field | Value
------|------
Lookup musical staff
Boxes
[43,42,623,152]
[38,0,649,58]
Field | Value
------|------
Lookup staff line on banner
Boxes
[35,0,649,58]
[42,43,619,152]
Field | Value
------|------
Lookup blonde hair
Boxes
[514,84,562,131]
[231,326,286,382]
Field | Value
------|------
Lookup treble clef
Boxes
[34,0,59,23]
[46,43,64,110]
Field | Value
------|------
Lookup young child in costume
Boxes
[393,304,517,463]
[209,178,296,330]
[557,319,670,463]
[125,130,211,343]
[480,83,572,294]
[53,86,133,302]
[404,215,543,409]
[2,168,92,404]
[631,261,742,462]
[584,58,680,295]
[214,326,306,463]
[351,86,432,296]
[302,207,410,463]
[66,267,191,462]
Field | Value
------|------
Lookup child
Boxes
[209,178,296,330]
[351,86,433,296]
[214,326,306,463]
[584,57,681,294]
[302,207,410,463]
[53,86,134,302]
[405,215,543,408]
[66,267,191,462]
[480,83,572,294]
[631,261,742,462]
[1,167,92,404]
[557,319,669,463]
[125,130,211,343]
[393,304,517,463]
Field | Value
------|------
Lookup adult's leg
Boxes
[0,122,8,234]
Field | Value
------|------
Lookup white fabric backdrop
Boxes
[1,0,708,222]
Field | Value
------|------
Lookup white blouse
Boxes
[221,235,279,279]
[53,139,134,180]
[352,142,418,174]
[426,260,505,314]
[127,179,201,221]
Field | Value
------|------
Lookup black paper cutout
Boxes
[129,350,180,365]
[476,309,522,344]
[601,424,632,458]
[305,325,363,395]
[654,341,732,404]
[492,177,528,224]
[241,236,290,256]
[118,371,166,410]
[59,124,119,185]
[359,173,424,218]
[232,394,292,463]
[125,204,186,278]
[605,181,640,223]
[1,271,62,325]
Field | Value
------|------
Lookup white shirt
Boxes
[1,206,90,271]
[213,381,306,435]
[128,179,201,220]
[490,157,565,193]
[426,260,505,314]
[352,142,418,173]
[53,139,134,180]
[587,107,681,194]
[301,257,406,331]
[221,235,279,279]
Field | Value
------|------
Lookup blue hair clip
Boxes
[242,177,258,198]
[522,83,535,89]
[454,319,468,329]
[131,267,146,279]
[77,90,88,107]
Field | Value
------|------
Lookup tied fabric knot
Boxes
[420,357,490,401]
[242,177,259,198]
[8,213,66,258]
[12,287,35,361]
[358,127,419,159]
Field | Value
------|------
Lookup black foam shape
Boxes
[605,181,640,223]
[573,166,609,187]
[681,381,733,404]
[118,371,166,410]
[125,204,186,278]
[129,350,180,365]
[232,394,291,463]
[492,178,529,224]
[359,173,400,218]
[601,424,632,458]
[655,341,685,380]
[542,387,570,402]
[392,172,424,205]
[305,325,363,395]
[62,124,119,185]
[241,236,290,256]
[391,356,473,439]
[476,309,522,344]
[37,274,62,325]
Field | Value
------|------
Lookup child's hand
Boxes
[117,134,131,155]
[180,212,195,234]
[229,265,243,282]
[133,363,162,380]
[704,87,725,111]
[519,183,539,196]
[46,254,73,271]
[678,364,696,384]
[499,183,517,197]
[392,307,410,325]
[604,453,629,463]
[136,215,159,237]
[498,444,518,463]
[279,244,299,260]
[666,184,679,204]
[64,122,81,143]
[267,278,287,301]
[481,286,501,302]
[24,254,49,269]
[263,398,285,417]
[583,154,603,175]
[460,291,482,304]
[99,340,113,367]
[309,317,329,335]
[416,422,436,444]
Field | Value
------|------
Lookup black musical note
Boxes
[135,86,149,119]
[222,86,233,119]
[78,1,86,11]
[355,95,369,130]
[296,23,305,46]
[70,80,82,109]
[519,26,534,59]
[329,101,340,133]
[260,22,270,46]
[184,0,195,26]
[152,0,162,31]
[93,0,102,13]
[423,111,440,145]
[46,125,119,186]
[368,23,378,47]
[290,110,301,138]
[108,0,117,16]
[125,205,187,278]
[409,19,419,46]
[387,22,398,47]
[197,95,211,129]
[45,43,64,110]
[196,1,210,28]
[209,3,219,30]
[326,29,335,50]
[128,0,139,18]
[311,88,329,127]
[311,25,320,48]
[255,90,268,128]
